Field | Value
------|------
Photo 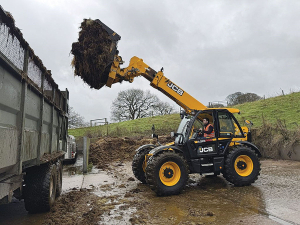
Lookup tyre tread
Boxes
[145,151,189,196]
[224,146,261,186]
[132,146,155,184]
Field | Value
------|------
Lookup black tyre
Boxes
[132,145,155,184]
[24,163,57,213]
[56,160,63,198]
[145,151,189,196]
[224,146,260,186]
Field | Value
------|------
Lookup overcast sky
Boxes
[2,0,300,122]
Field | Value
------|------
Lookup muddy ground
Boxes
[89,136,173,169]
[1,137,300,225]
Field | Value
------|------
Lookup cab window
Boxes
[190,118,203,139]
[218,112,243,138]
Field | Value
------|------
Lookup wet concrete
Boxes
[0,157,300,224]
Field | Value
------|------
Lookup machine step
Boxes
[202,172,215,176]
[201,163,213,166]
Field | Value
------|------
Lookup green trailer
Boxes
[0,6,68,212]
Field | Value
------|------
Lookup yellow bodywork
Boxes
[106,56,241,114]
[106,56,250,160]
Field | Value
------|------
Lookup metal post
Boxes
[83,136,89,174]
[106,118,108,136]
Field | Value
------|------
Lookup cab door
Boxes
[186,111,218,159]
[216,110,244,154]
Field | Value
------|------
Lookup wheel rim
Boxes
[234,155,253,177]
[159,161,181,186]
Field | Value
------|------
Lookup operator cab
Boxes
[174,109,244,156]
[173,109,245,174]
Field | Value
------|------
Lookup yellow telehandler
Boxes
[72,19,261,196]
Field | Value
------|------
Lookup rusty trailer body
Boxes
[0,6,68,211]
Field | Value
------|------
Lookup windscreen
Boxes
[175,116,191,144]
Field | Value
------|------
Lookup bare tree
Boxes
[68,107,87,128]
[152,101,175,116]
[226,92,262,106]
[226,92,244,105]
[111,89,175,122]
[238,93,262,103]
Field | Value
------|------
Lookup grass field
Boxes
[69,113,181,138]
[69,92,300,138]
[235,92,300,129]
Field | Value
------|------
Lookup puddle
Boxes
[1,159,300,225]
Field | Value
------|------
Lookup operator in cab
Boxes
[198,118,215,140]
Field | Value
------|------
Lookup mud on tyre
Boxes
[24,163,57,213]
[132,145,155,184]
[224,146,260,186]
[145,151,189,196]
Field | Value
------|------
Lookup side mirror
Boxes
[244,120,253,126]
[170,132,180,138]
[180,110,186,119]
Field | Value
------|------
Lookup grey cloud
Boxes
[1,0,300,121]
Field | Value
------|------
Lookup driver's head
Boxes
[203,118,209,125]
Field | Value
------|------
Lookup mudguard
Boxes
[149,145,183,156]
[236,141,262,157]
[135,144,157,152]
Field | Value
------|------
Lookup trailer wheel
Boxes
[24,163,57,213]
[56,160,63,198]
[224,146,260,186]
[132,145,155,184]
[146,151,189,196]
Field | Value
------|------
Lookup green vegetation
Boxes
[235,92,300,129]
[68,113,181,139]
[69,92,300,139]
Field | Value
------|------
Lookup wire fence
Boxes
[0,8,67,112]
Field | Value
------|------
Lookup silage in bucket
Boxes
[71,19,120,89]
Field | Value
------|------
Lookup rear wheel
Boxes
[224,146,260,186]
[132,145,155,184]
[24,163,57,213]
[146,151,189,196]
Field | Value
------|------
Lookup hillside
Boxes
[69,113,181,138]
[235,92,300,129]
[69,92,300,138]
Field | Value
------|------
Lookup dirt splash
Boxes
[43,189,108,225]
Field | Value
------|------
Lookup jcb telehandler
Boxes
[72,19,261,196]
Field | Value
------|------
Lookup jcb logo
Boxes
[199,147,214,153]
[167,82,184,96]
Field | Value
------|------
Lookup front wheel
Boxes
[145,151,189,196]
[132,145,156,184]
[224,146,260,186]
